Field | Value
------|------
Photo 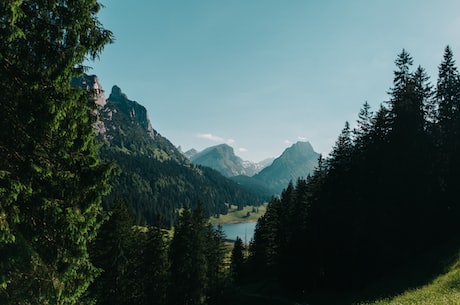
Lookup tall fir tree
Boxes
[230,237,246,282]
[141,225,170,305]
[0,1,115,304]
[435,46,460,225]
[169,206,208,305]
[86,201,134,305]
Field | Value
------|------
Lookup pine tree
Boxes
[205,224,229,305]
[434,46,460,225]
[230,237,246,282]
[353,101,374,150]
[142,226,170,305]
[87,201,134,305]
[0,1,115,304]
[169,206,208,305]
[327,121,353,172]
[437,46,460,130]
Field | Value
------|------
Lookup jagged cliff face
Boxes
[101,85,155,141]
[73,74,184,162]
[71,74,107,107]
[98,85,185,162]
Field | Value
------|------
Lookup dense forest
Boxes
[245,46,460,300]
[2,1,460,305]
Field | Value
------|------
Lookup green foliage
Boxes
[87,200,171,305]
[86,82,270,227]
[246,46,460,302]
[169,204,229,305]
[0,1,115,304]
[101,147,267,227]
[231,237,246,282]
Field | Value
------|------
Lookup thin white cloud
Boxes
[197,133,237,146]
[197,133,224,142]
[297,136,307,141]
[284,140,292,145]
[238,147,248,153]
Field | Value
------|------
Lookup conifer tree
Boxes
[327,121,353,172]
[230,237,246,282]
[142,225,170,305]
[169,206,208,305]
[437,46,460,131]
[205,224,229,305]
[353,101,374,150]
[435,46,460,224]
[0,1,115,304]
[87,201,134,305]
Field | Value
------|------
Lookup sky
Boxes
[86,0,460,162]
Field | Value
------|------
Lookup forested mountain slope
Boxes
[244,46,460,304]
[75,75,269,226]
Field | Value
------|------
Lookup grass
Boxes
[356,258,460,305]
[209,204,460,305]
[209,203,267,225]
[352,241,460,305]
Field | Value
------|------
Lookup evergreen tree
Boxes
[142,226,170,305]
[437,46,460,131]
[434,45,460,225]
[327,121,353,172]
[353,101,374,152]
[169,206,208,305]
[87,201,134,305]
[0,1,115,304]
[230,237,246,282]
[205,224,229,305]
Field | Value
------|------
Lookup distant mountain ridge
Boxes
[189,141,321,196]
[253,141,320,194]
[189,144,269,177]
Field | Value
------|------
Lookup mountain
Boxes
[188,142,319,197]
[183,148,198,159]
[190,144,265,177]
[74,74,269,226]
[253,141,321,195]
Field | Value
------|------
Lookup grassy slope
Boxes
[211,204,460,305]
[353,239,460,305]
[209,203,267,224]
[358,258,460,305]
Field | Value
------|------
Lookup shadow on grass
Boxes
[227,238,460,305]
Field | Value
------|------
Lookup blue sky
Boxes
[87,0,460,162]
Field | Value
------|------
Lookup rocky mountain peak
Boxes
[71,74,106,107]
[106,85,155,140]
[109,85,128,100]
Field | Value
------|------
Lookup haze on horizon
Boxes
[87,0,460,162]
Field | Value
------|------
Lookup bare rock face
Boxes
[72,74,106,107]
[106,85,155,141]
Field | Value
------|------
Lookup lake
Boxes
[214,222,257,243]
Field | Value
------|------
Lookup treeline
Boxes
[243,46,460,296]
[101,147,269,227]
[84,201,233,305]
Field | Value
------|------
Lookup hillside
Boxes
[75,74,269,227]
[361,263,460,305]
[253,141,320,194]
[190,144,270,177]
